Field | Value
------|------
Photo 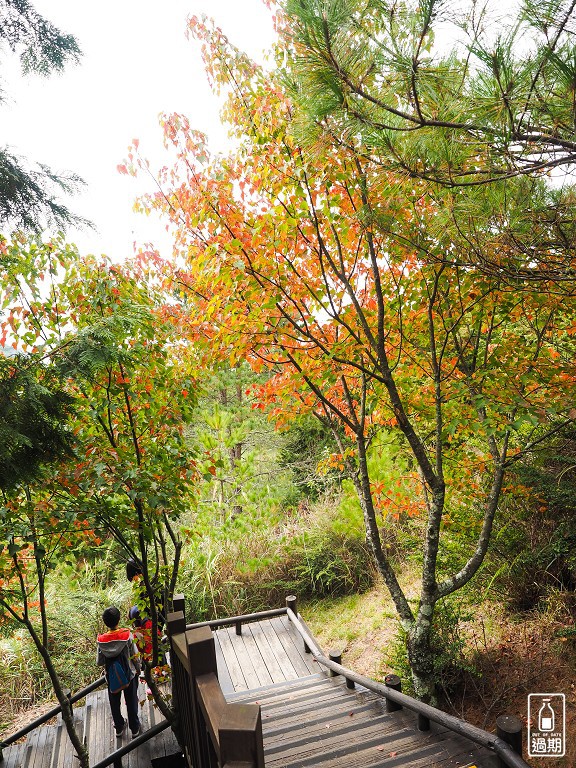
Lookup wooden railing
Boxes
[167,595,264,768]
[284,595,531,768]
[0,673,170,768]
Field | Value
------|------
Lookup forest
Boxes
[1,0,576,766]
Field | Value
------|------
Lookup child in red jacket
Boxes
[128,605,154,661]
[97,606,141,739]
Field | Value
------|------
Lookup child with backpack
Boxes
[128,605,154,662]
[97,606,142,739]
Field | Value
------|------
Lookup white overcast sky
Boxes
[1,0,276,260]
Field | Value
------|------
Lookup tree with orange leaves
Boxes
[129,13,576,701]
[0,235,199,749]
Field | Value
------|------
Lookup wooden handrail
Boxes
[285,605,531,768]
[170,632,191,674]
[0,676,107,748]
[196,673,227,753]
[222,763,254,768]
[195,672,263,767]
[185,607,288,632]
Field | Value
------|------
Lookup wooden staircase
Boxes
[228,673,498,768]
[2,684,179,768]
[1,599,530,768]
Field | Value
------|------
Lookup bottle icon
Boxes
[539,699,555,731]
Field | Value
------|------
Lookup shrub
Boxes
[177,497,376,621]
[384,597,476,699]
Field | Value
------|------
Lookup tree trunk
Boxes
[352,431,414,629]
[25,619,90,768]
[407,612,437,704]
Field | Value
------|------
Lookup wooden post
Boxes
[417,713,430,731]
[384,674,403,712]
[172,593,186,620]
[329,650,342,677]
[166,610,186,638]
[187,627,218,768]
[168,616,198,768]
[286,595,310,653]
[286,595,297,615]
[187,627,218,677]
[496,714,523,768]
[220,704,265,768]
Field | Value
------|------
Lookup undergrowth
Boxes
[178,495,377,620]
[0,553,133,731]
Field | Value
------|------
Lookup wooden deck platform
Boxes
[214,615,318,694]
[2,615,501,768]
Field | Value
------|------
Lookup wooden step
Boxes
[227,673,498,768]
[2,682,181,768]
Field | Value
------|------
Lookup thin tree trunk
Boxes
[25,619,90,768]
[407,617,437,704]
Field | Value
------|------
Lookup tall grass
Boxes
[178,495,376,621]
[0,552,134,733]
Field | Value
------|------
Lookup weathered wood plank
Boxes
[252,620,300,682]
[265,720,480,768]
[53,712,70,768]
[242,669,335,697]
[277,614,318,673]
[214,630,235,694]
[82,701,93,758]
[245,622,290,684]
[91,688,113,764]
[232,625,273,688]
[268,616,318,678]
[216,626,249,691]
[26,723,47,768]
[2,741,26,768]
[221,626,266,689]
[262,697,391,737]
[47,722,62,768]
[238,679,356,714]
[39,726,56,768]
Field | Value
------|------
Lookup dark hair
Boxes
[126,558,142,582]
[102,606,121,629]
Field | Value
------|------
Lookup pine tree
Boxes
[0,0,84,230]
[284,0,576,183]
[0,354,74,491]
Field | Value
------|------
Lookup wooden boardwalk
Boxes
[2,615,501,768]
[214,615,318,694]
